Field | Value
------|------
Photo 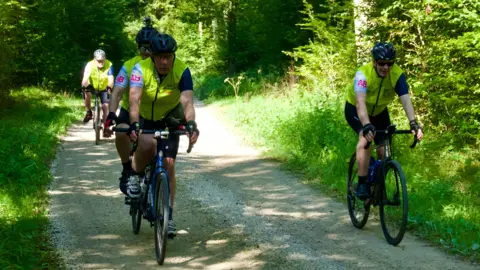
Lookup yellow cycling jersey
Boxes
[87,59,112,91]
[130,58,187,121]
[114,55,143,110]
[346,62,403,116]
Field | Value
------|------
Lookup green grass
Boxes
[0,87,82,269]
[202,84,480,261]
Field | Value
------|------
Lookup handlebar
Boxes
[113,127,194,153]
[364,125,419,149]
[80,85,98,93]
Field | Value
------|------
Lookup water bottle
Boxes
[367,157,376,184]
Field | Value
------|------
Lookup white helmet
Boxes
[93,49,106,60]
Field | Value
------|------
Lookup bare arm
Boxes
[180,90,195,122]
[129,86,142,124]
[355,92,370,126]
[81,63,91,87]
[109,86,126,113]
[107,75,114,88]
[399,94,416,122]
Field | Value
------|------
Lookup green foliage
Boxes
[367,0,480,143]
[0,87,82,268]
[284,0,356,95]
[197,0,480,260]
[0,0,137,91]
[213,85,480,260]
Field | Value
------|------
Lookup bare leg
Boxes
[132,134,155,173]
[115,123,131,163]
[356,132,371,177]
[84,92,92,111]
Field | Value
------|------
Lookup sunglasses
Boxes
[376,61,395,67]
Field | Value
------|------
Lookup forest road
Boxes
[48,100,477,269]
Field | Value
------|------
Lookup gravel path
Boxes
[48,100,477,269]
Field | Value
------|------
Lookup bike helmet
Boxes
[135,16,158,48]
[149,32,177,54]
[371,42,396,61]
[93,49,106,60]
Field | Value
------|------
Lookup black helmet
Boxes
[371,42,396,61]
[149,32,177,54]
[135,17,157,48]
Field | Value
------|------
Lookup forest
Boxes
[0,0,479,267]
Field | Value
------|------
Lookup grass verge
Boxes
[0,87,82,269]
[203,86,480,262]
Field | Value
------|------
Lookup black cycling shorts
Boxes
[140,118,180,159]
[344,101,391,145]
[117,107,130,125]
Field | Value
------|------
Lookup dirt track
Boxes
[48,101,477,269]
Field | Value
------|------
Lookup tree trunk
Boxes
[353,0,373,65]
[212,18,218,40]
[226,0,237,76]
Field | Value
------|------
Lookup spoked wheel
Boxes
[130,200,142,234]
[347,152,370,229]
[154,172,169,265]
[94,101,101,145]
[379,159,408,246]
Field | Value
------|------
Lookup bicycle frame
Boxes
[368,125,418,161]
[146,146,170,222]
[113,127,192,221]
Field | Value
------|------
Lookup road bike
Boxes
[81,85,104,145]
[347,124,418,245]
[114,126,192,265]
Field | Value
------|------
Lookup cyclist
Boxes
[81,49,114,123]
[127,32,199,237]
[103,18,159,195]
[345,42,424,200]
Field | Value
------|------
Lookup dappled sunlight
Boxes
[263,193,296,200]
[206,239,229,247]
[222,169,273,178]
[286,252,312,261]
[245,206,328,219]
[208,249,264,269]
[49,190,73,195]
[84,189,121,197]
[85,152,109,157]
[88,234,121,240]
[44,100,480,270]
[245,185,289,192]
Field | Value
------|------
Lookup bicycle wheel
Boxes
[347,152,370,229]
[94,98,101,145]
[130,201,142,234]
[379,159,408,246]
[154,171,169,265]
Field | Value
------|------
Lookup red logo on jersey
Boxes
[131,74,141,82]
[116,76,125,83]
[357,80,367,88]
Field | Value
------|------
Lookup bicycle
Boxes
[347,124,418,246]
[114,126,193,265]
[81,85,104,145]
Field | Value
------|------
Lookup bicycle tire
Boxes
[130,202,142,234]
[379,159,408,246]
[154,172,169,265]
[94,100,101,145]
[347,152,370,229]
